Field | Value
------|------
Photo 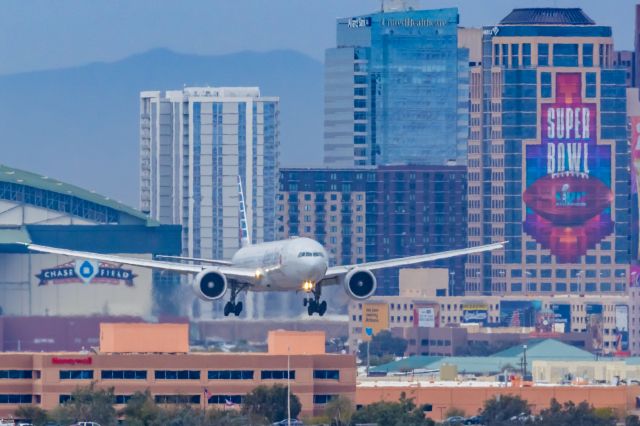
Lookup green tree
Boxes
[481,394,530,425]
[358,330,408,364]
[324,395,354,426]
[14,405,49,426]
[349,392,434,426]
[50,383,117,426]
[537,399,615,426]
[241,384,301,422]
[121,390,162,426]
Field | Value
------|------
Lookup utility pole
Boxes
[522,344,528,381]
[366,339,370,376]
[287,346,291,426]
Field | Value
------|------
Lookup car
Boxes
[271,420,304,426]
[70,423,101,426]
[444,416,466,425]
[464,416,484,425]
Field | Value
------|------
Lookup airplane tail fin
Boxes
[237,175,252,247]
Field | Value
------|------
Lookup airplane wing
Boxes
[322,241,507,280]
[154,255,232,266]
[26,243,257,280]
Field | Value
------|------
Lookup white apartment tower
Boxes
[140,87,279,318]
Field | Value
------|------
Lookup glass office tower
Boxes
[324,8,468,168]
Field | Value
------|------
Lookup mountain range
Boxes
[0,48,324,207]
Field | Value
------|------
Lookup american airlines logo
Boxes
[347,17,371,28]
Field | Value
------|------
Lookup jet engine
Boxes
[344,269,377,300]
[192,269,228,301]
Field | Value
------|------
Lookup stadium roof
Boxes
[499,8,595,26]
[0,164,155,225]
[491,339,594,360]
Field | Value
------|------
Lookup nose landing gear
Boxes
[304,284,327,316]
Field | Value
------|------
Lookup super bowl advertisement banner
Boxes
[615,305,629,353]
[632,117,640,265]
[524,73,613,263]
[461,304,489,325]
[499,300,542,327]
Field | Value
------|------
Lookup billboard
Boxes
[586,303,604,351]
[362,303,389,341]
[461,304,489,325]
[524,73,613,263]
[414,306,436,328]
[615,305,630,353]
[551,303,571,333]
[499,300,542,327]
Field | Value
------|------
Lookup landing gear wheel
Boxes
[318,301,327,316]
[234,301,243,316]
[223,302,233,317]
[307,299,317,316]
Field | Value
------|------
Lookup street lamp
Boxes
[522,344,528,381]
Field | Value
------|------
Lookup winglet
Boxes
[237,175,251,247]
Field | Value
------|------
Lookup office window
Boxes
[601,283,612,292]
[494,44,500,66]
[511,44,519,67]
[155,395,200,404]
[101,370,147,380]
[541,282,552,292]
[541,72,552,98]
[208,370,254,380]
[502,44,509,67]
[59,395,72,404]
[538,43,549,66]
[0,370,32,379]
[261,370,295,380]
[208,395,243,404]
[586,72,597,98]
[583,43,594,66]
[585,282,597,292]
[553,44,579,67]
[313,370,340,380]
[60,370,93,380]
[154,370,200,380]
[556,283,567,292]
[115,395,132,404]
[0,395,32,404]
[314,395,336,404]
[522,43,531,66]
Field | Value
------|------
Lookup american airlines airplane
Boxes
[27,177,506,317]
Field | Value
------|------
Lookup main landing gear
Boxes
[303,284,327,316]
[223,285,243,317]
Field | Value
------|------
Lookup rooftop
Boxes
[0,164,154,225]
[499,8,595,26]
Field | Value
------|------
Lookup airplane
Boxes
[26,177,507,317]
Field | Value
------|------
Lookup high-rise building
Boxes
[140,87,279,317]
[466,9,630,300]
[278,165,467,295]
[613,50,635,88]
[324,8,469,167]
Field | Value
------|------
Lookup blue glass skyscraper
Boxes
[324,8,469,167]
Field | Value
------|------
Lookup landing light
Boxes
[302,281,314,292]
[255,269,264,279]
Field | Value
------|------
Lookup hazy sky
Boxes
[1,0,637,75]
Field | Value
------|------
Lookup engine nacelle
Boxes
[344,269,377,300]
[192,269,228,301]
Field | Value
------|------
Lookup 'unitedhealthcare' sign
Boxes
[381,17,447,27]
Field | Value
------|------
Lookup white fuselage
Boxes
[230,237,328,291]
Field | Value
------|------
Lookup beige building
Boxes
[533,359,640,384]
[348,268,630,355]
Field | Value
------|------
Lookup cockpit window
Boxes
[298,252,314,257]
[313,252,324,257]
